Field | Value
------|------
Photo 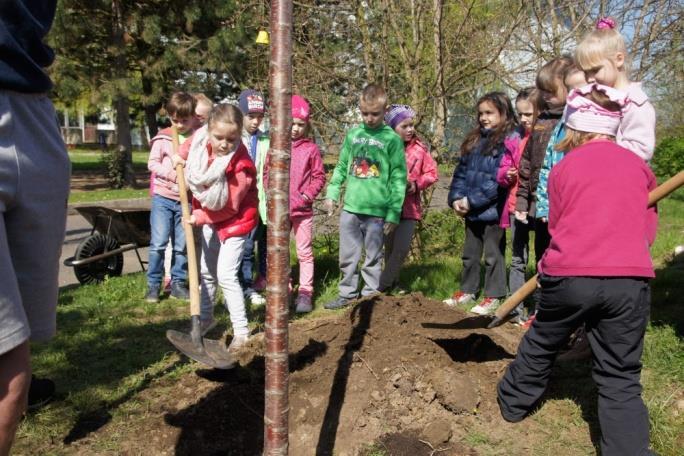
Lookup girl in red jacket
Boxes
[179,103,259,352]
[497,84,657,456]
[289,95,326,313]
[379,104,438,293]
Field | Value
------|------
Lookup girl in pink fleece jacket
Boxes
[379,105,438,293]
[575,17,656,161]
[289,95,326,313]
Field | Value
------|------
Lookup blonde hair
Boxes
[193,93,213,110]
[208,103,243,132]
[555,88,621,152]
[361,84,387,106]
[575,19,628,72]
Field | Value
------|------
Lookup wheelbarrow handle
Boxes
[489,170,684,328]
[172,127,201,318]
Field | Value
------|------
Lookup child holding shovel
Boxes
[497,84,658,456]
[176,103,258,352]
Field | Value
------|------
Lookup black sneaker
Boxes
[170,282,190,300]
[27,376,55,411]
[145,284,160,303]
[324,297,350,310]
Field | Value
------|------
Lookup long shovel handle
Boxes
[172,127,201,318]
[488,170,684,328]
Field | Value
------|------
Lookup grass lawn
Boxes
[69,149,149,172]
[16,186,684,454]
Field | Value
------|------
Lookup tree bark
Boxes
[432,0,446,154]
[264,0,292,453]
[112,0,135,187]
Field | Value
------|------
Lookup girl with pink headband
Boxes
[575,17,656,161]
[498,83,658,456]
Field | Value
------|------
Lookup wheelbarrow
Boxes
[64,206,151,285]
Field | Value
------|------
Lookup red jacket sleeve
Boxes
[302,144,326,200]
[415,148,438,191]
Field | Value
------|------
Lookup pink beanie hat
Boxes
[292,95,310,122]
[565,83,627,136]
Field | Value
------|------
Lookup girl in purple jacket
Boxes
[290,95,326,313]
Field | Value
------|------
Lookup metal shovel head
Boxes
[166,329,236,370]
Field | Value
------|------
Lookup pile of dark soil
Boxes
[101,293,524,455]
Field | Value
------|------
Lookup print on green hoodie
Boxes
[326,124,407,224]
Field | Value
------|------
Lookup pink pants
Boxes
[291,215,314,295]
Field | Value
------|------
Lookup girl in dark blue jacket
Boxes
[444,92,520,315]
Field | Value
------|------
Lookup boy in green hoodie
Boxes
[324,84,407,309]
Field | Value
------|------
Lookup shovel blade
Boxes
[166,329,236,370]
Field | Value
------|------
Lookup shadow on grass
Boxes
[650,251,684,339]
[164,338,328,455]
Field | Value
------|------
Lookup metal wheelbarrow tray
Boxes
[64,206,150,285]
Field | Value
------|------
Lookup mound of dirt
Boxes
[116,293,523,455]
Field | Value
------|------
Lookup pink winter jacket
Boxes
[497,131,530,228]
[289,138,326,218]
[619,83,656,161]
[148,127,184,201]
[401,138,438,221]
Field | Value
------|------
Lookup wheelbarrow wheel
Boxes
[73,234,124,284]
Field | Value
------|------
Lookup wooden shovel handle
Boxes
[493,170,684,322]
[172,127,201,317]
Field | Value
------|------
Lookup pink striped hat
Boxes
[565,83,627,136]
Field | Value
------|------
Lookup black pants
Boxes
[461,220,506,298]
[497,276,653,456]
[533,219,551,265]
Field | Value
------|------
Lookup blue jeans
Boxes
[240,221,266,289]
[147,194,187,286]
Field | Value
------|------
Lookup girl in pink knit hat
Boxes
[289,95,326,312]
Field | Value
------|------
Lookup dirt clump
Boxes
[78,293,523,455]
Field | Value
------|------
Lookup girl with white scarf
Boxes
[175,103,259,352]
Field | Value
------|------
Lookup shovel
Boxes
[486,170,684,329]
[165,126,236,369]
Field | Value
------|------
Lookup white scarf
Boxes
[185,126,234,211]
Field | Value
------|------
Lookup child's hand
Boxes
[184,215,196,225]
[452,199,468,216]
[383,222,397,236]
[406,181,417,194]
[324,199,335,216]
[172,154,186,168]
[506,167,518,182]
[540,216,548,224]
[514,211,528,224]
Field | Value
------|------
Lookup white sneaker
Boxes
[248,291,266,306]
[227,334,249,353]
[470,297,500,315]
[443,291,476,306]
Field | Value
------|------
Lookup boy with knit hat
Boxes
[238,89,268,305]
[324,84,407,309]
[497,84,658,456]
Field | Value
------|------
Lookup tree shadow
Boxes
[315,297,376,455]
[164,338,328,455]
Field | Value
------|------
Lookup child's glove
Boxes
[324,199,336,216]
[514,211,528,224]
[383,222,397,236]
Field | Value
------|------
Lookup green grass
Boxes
[69,149,148,172]
[69,188,149,204]
[15,190,684,455]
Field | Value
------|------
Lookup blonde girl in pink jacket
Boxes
[379,105,438,293]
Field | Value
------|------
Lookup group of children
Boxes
[441,18,658,456]
[143,16,660,454]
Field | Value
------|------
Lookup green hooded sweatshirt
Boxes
[326,124,407,224]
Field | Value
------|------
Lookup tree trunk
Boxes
[142,76,159,140]
[263,0,292,454]
[432,0,446,156]
[112,0,135,187]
